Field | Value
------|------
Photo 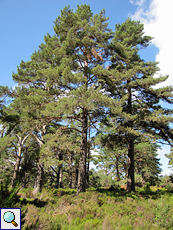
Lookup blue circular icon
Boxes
[3,211,15,223]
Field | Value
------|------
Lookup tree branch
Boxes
[31,133,43,147]
[21,133,30,145]
[50,166,58,175]
[60,127,82,134]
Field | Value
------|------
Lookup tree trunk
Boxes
[86,122,91,188]
[32,130,45,194]
[55,171,59,189]
[50,166,59,189]
[22,146,29,188]
[58,151,63,188]
[75,159,79,189]
[127,138,135,192]
[116,156,120,181]
[11,134,30,188]
[86,149,90,188]
[51,150,63,189]
[77,108,87,194]
[33,163,44,195]
[69,151,73,189]
[11,153,21,187]
[122,154,128,179]
[126,82,135,192]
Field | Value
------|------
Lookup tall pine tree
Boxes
[12,5,117,194]
[102,18,173,192]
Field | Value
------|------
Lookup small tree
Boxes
[134,137,162,186]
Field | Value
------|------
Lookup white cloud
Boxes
[130,0,145,6]
[130,0,173,88]
[90,148,100,156]
[159,170,172,176]
[129,0,173,176]
[89,162,97,171]
[156,146,173,176]
[12,84,18,90]
[89,148,100,171]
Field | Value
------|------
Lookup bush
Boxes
[144,182,151,193]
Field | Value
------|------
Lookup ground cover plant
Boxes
[1,181,173,230]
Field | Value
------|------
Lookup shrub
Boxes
[144,182,151,193]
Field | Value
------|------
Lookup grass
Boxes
[2,185,173,229]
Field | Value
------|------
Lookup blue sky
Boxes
[0,0,173,175]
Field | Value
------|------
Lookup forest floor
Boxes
[1,184,173,230]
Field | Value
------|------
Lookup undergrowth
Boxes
[1,184,173,229]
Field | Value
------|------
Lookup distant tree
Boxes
[19,139,39,188]
[134,137,162,186]
[94,131,128,181]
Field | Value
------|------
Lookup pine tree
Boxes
[12,5,116,194]
[3,6,172,194]
[0,85,49,191]
[0,89,35,187]
[94,129,128,181]
[49,4,115,194]
[103,18,173,192]
[134,137,162,185]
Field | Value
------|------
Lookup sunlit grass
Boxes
[1,184,173,229]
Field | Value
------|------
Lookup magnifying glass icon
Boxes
[3,211,18,227]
